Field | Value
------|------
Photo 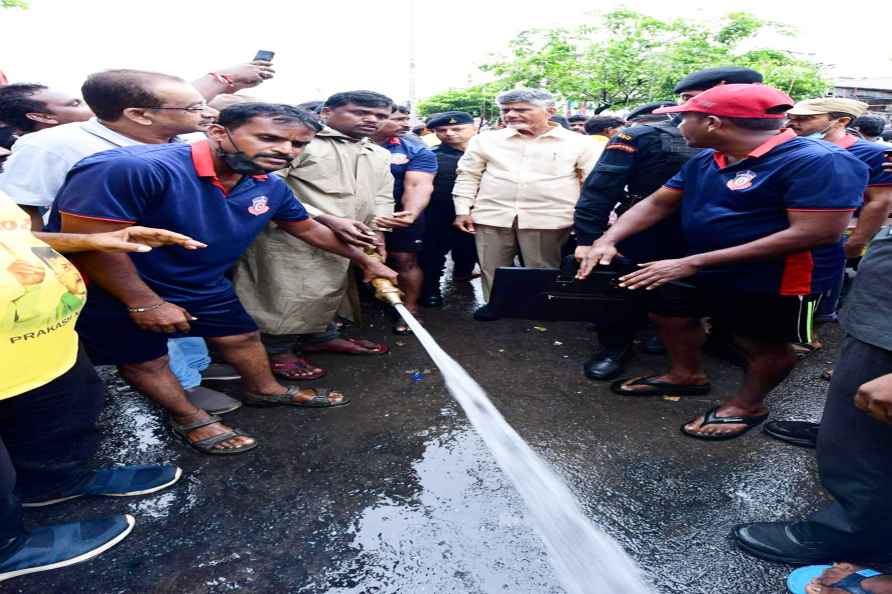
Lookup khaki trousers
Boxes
[474,223,571,300]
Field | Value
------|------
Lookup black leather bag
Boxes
[486,255,695,323]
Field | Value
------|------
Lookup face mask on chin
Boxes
[803,122,835,141]
[217,129,269,175]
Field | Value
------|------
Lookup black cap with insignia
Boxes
[627,101,677,121]
[673,66,764,94]
[426,111,474,129]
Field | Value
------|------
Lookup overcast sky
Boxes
[2,0,890,105]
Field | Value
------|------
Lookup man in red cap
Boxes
[578,84,869,440]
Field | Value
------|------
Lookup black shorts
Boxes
[648,285,821,344]
[76,287,258,365]
[385,213,426,253]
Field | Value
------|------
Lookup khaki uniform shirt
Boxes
[233,127,394,335]
[452,123,601,229]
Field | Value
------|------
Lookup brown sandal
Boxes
[169,415,257,455]
[242,385,350,408]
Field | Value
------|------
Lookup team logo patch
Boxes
[390,153,409,165]
[248,196,270,216]
[727,170,756,191]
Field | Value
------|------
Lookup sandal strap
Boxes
[249,385,321,403]
[192,430,244,449]
[702,406,766,426]
[305,388,333,405]
[173,414,222,432]
[833,572,884,594]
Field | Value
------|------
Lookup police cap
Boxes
[627,101,677,121]
[673,66,764,94]
[426,111,474,129]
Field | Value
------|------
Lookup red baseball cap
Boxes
[653,84,794,119]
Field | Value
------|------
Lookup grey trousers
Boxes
[813,335,892,547]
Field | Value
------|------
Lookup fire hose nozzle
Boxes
[371,278,404,305]
[365,248,404,305]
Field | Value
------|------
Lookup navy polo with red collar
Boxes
[50,140,308,304]
[663,129,869,295]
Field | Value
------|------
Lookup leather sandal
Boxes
[242,385,350,408]
[169,415,257,455]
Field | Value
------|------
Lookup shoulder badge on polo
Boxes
[391,153,410,165]
[727,170,756,191]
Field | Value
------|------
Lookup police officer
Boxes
[574,66,764,381]
[420,111,479,306]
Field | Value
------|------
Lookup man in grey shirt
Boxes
[733,226,892,564]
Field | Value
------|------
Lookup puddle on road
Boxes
[299,430,564,594]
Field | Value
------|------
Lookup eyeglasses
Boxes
[135,104,211,113]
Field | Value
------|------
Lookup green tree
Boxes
[416,84,501,121]
[480,10,828,113]
[2,0,28,8]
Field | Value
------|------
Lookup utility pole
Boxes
[408,0,417,114]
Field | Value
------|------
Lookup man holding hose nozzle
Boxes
[577,84,868,441]
[51,103,397,456]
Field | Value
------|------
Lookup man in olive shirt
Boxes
[233,91,396,380]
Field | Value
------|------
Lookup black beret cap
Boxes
[627,101,677,121]
[426,111,474,129]
[673,66,764,94]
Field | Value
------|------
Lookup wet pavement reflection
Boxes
[5,267,840,594]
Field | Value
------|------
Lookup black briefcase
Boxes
[486,255,695,323]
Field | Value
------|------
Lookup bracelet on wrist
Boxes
[208,72,236,88]
[127,302,165,313]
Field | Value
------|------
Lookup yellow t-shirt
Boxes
[0,192,85,399]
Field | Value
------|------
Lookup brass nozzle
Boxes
[371,278,403,305]
[365,247,404,305]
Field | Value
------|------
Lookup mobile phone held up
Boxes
[254,50,275,62]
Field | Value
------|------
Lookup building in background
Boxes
[832,77,892,118]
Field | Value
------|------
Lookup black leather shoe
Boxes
[733,521,892,565]
[763,420,819,448]
[640,335,666,355]
[421,294,444,308]
[583,350,628,381]
[472,304,500,321]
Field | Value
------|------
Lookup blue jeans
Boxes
[0,348,105,543]
[167,337,211,390]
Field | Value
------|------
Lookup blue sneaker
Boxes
[0,515,135,582]
[22,464,182,508]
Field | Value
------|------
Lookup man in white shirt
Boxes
[0,69,231,414]
[452,89,601,318]
[0,71,215,227]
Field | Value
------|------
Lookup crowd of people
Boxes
[0,58,890,593]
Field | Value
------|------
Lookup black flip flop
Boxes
[681,406,769,441]
[611,375,711,397]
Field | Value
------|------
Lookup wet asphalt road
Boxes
[3,273,849,594]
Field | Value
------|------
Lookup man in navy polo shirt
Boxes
[51,103,398,455]
[579,84,869,441]
[371,105,437,333]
